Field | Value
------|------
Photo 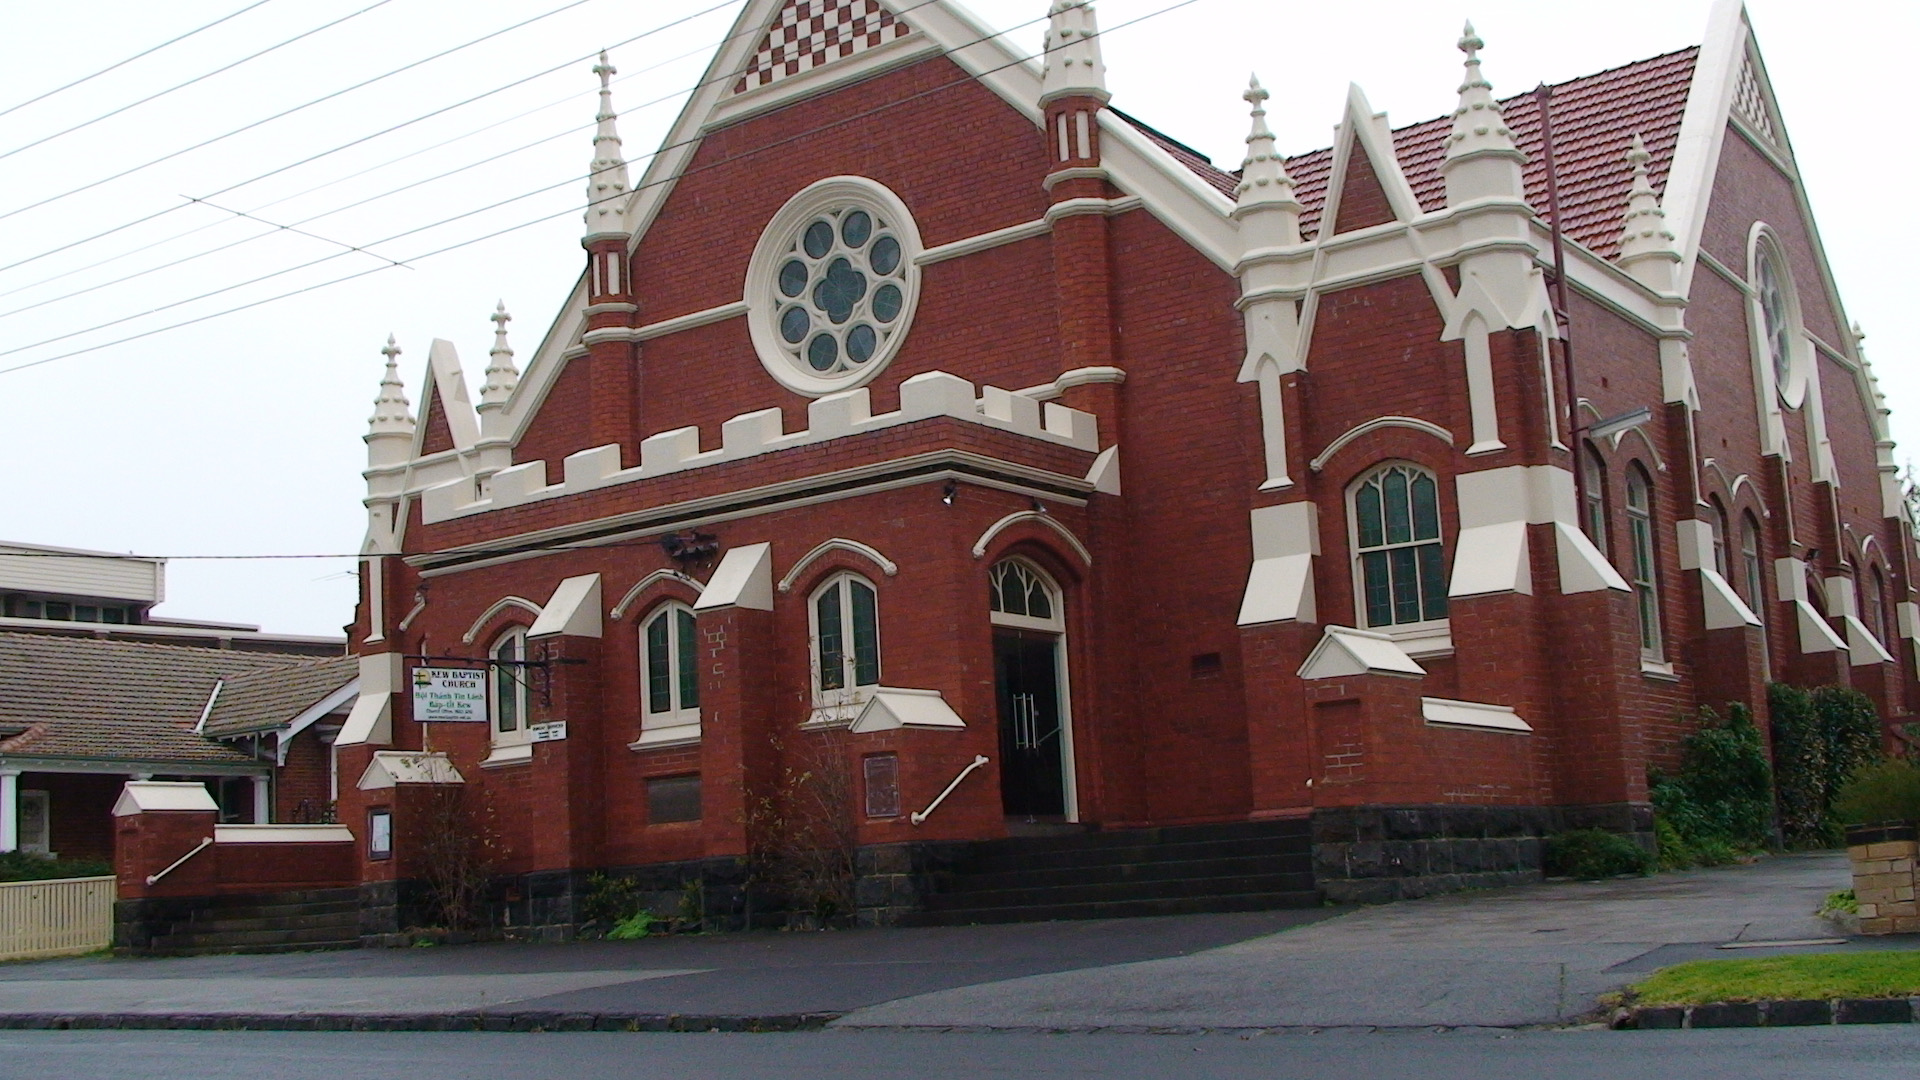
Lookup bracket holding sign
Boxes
[406,646,584,709]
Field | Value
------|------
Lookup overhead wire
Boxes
[0,0,744,281]
[0,1,753,317]
[0,0,396,166]
[0,0,1202,378]
[0,0,284,122]
[0,0,605,226]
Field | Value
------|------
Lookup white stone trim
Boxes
[970,511,1092,566]
[609,570,705,621]
[849,687,966,733]
[529,574,602,639]
[418,371,1097,524]
[696,543,774,612]
[626,301,748,343]
[1308,416,1453,473]
[917,217,1051,266]
[1421,697,1531,734]
[1298,625,1425,680]
[459,596,542,644]
[214,824,354,844]
[777,538,898,593]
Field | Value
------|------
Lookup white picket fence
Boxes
[0,876,116,961]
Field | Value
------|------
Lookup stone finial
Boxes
[368,334,415,437]
[1616,134,1681,290]
[479,301,520,410]
[1443,22,1523,166]
[1440,21,1526,207]
[1232,75,1302,243]
[584,50,631,241]
[1040,1,1108,106]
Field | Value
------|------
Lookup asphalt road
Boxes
[2,1027,1916,1080]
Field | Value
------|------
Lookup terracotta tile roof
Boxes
[0,632,317,767]
[1110,107,1240,199]
[1126,46,1699,259]
[202,654,357,738]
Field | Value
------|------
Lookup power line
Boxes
[0,0,1201,378]
[0,0,396,165]
[0,2,749,317]
[0,0,743,280]
[0,0,603,226]
[0,0,284,121]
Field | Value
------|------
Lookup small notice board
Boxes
[411,666,488,723]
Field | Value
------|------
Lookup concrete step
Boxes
[957,834,1311,875]
[923,871,1317,911]
[949,850,1311,890]
[899,889,1323,927]
[148,924,362,951]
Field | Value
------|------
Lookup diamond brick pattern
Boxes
[734,0,912,95]
[1733,52,1777,143]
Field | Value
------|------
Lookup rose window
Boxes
[775,208,907,374]
[747,178,921,396]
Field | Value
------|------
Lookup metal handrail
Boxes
[910,755,989,826]
[145,836,213,886]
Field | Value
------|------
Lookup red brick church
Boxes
[328,0,1915,929]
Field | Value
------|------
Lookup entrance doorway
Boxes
[987,558,1074,821]
[995,631,1065,818]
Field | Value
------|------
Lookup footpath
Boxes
[0,852,1904,1032]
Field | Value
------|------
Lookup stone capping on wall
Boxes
[419,371,1100,525]
[1846,822,1919,935]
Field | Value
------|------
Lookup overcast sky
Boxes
[1,0,1910,636]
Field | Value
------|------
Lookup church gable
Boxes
[1328,139,1398,235]
[733,0,914,94]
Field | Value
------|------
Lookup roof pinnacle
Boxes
[1040,1,1108,106]
[1617,133,1680,285]
[1232,74,1301,241]
[368,334,415,437]
[584,49,631,241]
[479,301,520,410]
[1443,20,1522,166]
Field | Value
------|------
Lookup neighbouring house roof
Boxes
[1128,46,1699,258]
[201,654,358,738]
[0,632,331,768]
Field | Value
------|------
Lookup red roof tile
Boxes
[1127,46,1699,259]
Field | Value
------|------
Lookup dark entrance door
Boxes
[994,629,1065,818]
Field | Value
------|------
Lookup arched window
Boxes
[1864,565,1889,645]
[1625,467,1662,657]
[1740,512,1765,608]
[811,573,880,702]
[490,627,529,738]
[989,559,1063,631]
[641,602,700,727]
[1708,496,1730,577]
[1582,445,1609,557]
[1351,463,1447,629]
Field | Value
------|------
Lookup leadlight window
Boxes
[1865,565,1888,645]
[813,574,880,697]
[1352,464,1447,628]
[1709,496,1730,577]
[490,628,529,736]
[1582,446,1609,558]
[1625,467,1662,657]
[1756,245,1795,393]
[642,603,700,723]
[989,561,1054,621]
[1740,512,1765,608]
[774,207,908,377]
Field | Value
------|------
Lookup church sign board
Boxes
[411,667,488,723]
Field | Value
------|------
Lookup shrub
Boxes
[1822,889,1858,916]
[1545,829,1653,879]
[607,911,654,940]
[0,852,111,882]
[1771,684,1883,845]
[1833,760,1920,825]
[1652,703,1775,857]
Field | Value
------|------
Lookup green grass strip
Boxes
[1631,952,1920,1005]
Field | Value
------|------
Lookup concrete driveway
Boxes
[0,852,1897,1030]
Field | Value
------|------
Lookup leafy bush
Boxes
[0,852,111,882]
[1833,760,1920,826]
[580,872,647,926]
[1545,829,1653,879]
[1651,703,1775,862]
[1822,889,1858,916]
[1770,684,1883,845]
[607,911,654,940]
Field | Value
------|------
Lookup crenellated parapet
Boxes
[414,371,1099,524]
